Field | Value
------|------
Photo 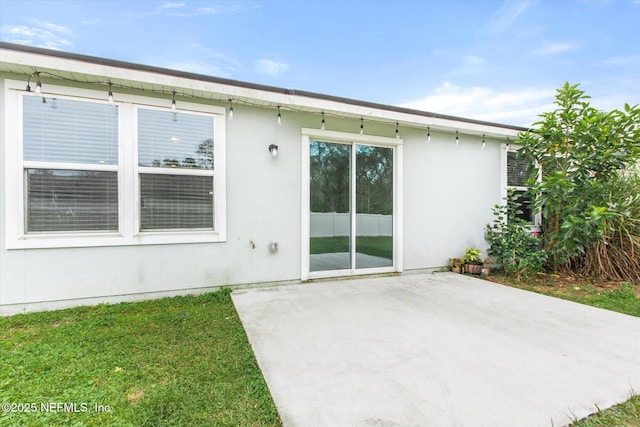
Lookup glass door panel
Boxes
[355,145,393,269]
[309,141,352,272]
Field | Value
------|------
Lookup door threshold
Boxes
[304,271,401,284]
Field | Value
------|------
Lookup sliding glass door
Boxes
[309,140,394,274]
[355,144,393,269]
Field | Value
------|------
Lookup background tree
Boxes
[518,82,640,280]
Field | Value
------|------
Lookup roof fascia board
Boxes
[1,43,525,137]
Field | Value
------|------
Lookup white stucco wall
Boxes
[0,71,511,314]
[0,88,306,313]
[402,127,502,270]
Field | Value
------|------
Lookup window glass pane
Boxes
[355,144,393,269]
[26,169,118,232]
[510,190,534,223]
[138,109,214,169]
[140,174,213,230]
[507,151,530,187]
[309,141,351,271]
[24,96,118,164]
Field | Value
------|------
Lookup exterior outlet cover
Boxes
[269,241,278,253]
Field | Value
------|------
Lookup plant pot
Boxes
[464,263,483,274]
[481,267,491,276]
[452,267,462,274]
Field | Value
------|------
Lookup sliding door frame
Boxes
[301,128,403,281]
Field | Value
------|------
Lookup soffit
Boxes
[0,44,526,139]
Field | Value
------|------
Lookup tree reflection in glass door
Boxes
[309,140,393,273]
[309,141,351,272]
[355,145,393,268]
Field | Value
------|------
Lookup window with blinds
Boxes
[137,108,215,230]
[7,79,226,248]
[23,96,119,233]
[26,169,118,232]
[506,149,536,224]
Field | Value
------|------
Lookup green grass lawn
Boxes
[0,289,281,427]
[310,236,392,259]
[2,275,638,426]
[488,273,640,426]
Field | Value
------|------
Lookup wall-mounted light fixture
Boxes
[269,144,278,157]
[427,126,431,143]
[455,131,459,145]
[228,99,234,119]
[170,91,177,113]
[482,134,486,149]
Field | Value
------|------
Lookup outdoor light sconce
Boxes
[268,144,278,157]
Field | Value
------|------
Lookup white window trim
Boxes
[501,143,541,231]
[300,128,403,281]
[4,79,226,249]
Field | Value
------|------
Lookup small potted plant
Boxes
[463,248,483,274]
[481,257,493,276]
[449,257,464,273]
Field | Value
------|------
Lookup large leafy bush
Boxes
[517,83,640,280]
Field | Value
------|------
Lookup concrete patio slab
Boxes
[232,273,640,427]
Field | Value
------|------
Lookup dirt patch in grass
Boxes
[486,271,640,299]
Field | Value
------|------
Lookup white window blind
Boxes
[140,174,214,229]
[24,96,118,165]
[26,169,118,232]
[506,151,529,187]
[138,108,215,230]
[506,150,534,223]
[22,95,119,233]
[6,79,226,248]
[138,109,213,169]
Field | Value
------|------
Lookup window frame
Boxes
[300,128,404,280]
[4,79,226,249]
[21,94,122,235]
[134,105,217,233]
[501,143,541,232]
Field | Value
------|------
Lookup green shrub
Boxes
[518,83,640,274]
[485,189,546,279]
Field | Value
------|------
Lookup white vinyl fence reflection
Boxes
[310,212,392,237]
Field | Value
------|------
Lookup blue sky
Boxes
[1,0,639,127]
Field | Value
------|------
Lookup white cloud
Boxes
[152,43,241,77]
[1,23,74,49]
[38,21,73,35]
[161,2,186,9]
[449,54,490,77]
[464,55,486,66]
[254,59,289,76]
[597,55,640,66]
[400,82,557,127]
[195,7,217,15]
[162,60,229,76]
[482,0,533,35]
[154,2,219,16]
[532,41,576,56]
